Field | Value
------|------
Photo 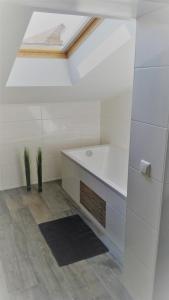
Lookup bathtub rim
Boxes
[61,144,127,200]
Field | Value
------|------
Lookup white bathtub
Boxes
[61,144,128,266]
[62,145,128,198]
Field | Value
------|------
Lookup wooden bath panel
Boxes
[80,181,106,227]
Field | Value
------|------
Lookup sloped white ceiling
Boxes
[3,39,135,103]
[0,1,137,103]
[7,18,135,88]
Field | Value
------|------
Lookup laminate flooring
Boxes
[0,181,132,300]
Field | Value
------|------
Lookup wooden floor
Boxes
[0,181,132,300]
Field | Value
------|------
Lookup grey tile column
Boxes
[122,5,169,300]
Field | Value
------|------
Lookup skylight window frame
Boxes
[60,16,92,51]
[17,16,103,59]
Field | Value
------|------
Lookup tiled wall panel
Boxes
[129,121,167,181]
[132,67,169,127]
[135,7,169,68]
[0,102,100,190]
[127,167,163,229]
[123,6,169,300]
[153,185,169,300]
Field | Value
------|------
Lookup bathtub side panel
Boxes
[61,150,127,266]
[62,154,80,204]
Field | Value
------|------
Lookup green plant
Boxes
[24,148,31,191]
[37,148,42,193]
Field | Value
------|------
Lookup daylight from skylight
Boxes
[22,12,91,51]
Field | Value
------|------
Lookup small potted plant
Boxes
[24,147,31,191]
[37,147,42,192]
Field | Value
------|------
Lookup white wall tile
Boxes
[122,247,154,300]
[80,136,100,147]
[129,121,168,181]
[135,7,169,68]
[126,209,158,273]
[127,6,169,300]
[0,102,100,190]
[159,183,169,232]
[0,121,42,143]
[127,167,163,229]
[1,163,25,190]
[42,102,100,185]
[153,215,169,300]
[132,67,169,127]
[42,118,99,139]
[43,155,61,182]
[101,91,132,149]
[0,139,42,166]
[41,102,100,119]
[0,139,43,189]
[106,204,126,251]
[42,135,99,161]
[42,138,62,180]
[43,136,86,151]
[0,104,41,122]
[164,139,169,183]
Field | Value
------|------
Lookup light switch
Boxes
[139,160,151,177]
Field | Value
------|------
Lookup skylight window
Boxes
[21,12,91,52]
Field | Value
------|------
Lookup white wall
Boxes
[0,102,100,190]
[100,36,135,153]
[101,90,132,150]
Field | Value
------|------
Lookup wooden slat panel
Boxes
[17,49,67,59]
[80,182,106,227]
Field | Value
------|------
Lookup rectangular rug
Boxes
[39,215,108,266]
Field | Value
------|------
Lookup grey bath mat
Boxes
[39,215,108,266]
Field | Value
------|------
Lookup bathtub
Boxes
[61,144,128,266]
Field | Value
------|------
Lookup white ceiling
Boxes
[1,0,167,19]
